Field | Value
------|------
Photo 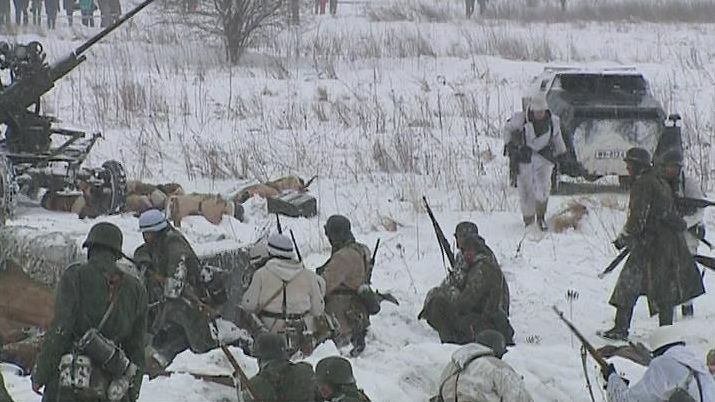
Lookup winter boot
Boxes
[536,201,548,231]
[658,306,674,327]
[600,306,633,341]
[681,303,694,318]
[523,215,535,227]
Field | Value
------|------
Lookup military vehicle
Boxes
[0,0,157,225]
[523,67,683,190]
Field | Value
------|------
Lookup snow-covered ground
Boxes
[2,0,715,401]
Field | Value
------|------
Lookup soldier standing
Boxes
[601,148,705,340]
[44,0,57,28]
[241,233,325,356]
[433,330,533,402]
[658,149,706,318]
[317,215,371,356]
[241,333,316,401]
[503,94,567,230]
[31,222,147,402]
[419,223,513,345]
[135,209,217,375]
[315,356,371,402]
[0,0,10,26]
[465,0,475,17]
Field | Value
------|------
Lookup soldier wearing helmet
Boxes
[419,222,513,346]
[433,330,533,402]
[601,147,704,340]
[315,356,371,402]
[317,215,373,356]
[503,94,568,230]
[134,209,217,376]
[657,149,706,319]
[603,324,715,401]
[32,222,148,402]
[241,333,315,402]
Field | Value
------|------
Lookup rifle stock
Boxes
[598,248,630,279]
[422,196,456,270]
[553,306,609,371]
[367,238,380,285]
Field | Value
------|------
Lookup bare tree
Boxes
[212,0,284,64]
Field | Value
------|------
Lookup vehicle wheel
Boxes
[0,157,16,226]
[618,175,632,190]
[102,160,128,214]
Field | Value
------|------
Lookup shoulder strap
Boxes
[97,275,123,332]
[438,352,491,402]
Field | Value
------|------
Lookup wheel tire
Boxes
[102,160,128,214]
[0,157,16,226]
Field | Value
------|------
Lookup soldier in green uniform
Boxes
[241,333,315,402]
[134,209,217,375]
[419,222,513,345]
[601,148,705,340]
[31,222,147,402]
[315,356,371,402]
[0,335,16,402]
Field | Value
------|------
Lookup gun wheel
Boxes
[102,160,128,214]
[0,157,16,226]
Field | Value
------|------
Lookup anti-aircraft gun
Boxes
[0,0,156,225]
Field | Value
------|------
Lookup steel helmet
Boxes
[475,329,507,358]
[648,325,684,352]
[82,222,123,254]
[623,147,651,166]
[315,356,356,385]
[324,215,351,238]
[455,221,479,241]
[139,209,168,233]
[253,333,288,361]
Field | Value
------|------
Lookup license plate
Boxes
[595,150,626,159]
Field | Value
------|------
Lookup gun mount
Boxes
[0,0,157,225]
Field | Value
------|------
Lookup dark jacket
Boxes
[32,250,147,402]
[610,168,705,314]
[243,359,315,402]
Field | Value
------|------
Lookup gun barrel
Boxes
[75,0,158,56]
[422,196,456,269]
[552,306,609,370]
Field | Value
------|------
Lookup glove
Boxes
[601,363,617,382]
[612,235,628,250]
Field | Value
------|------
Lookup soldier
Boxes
[601,148,705,340]
[0,336,16,402]
[315,356,371,402]
[44,0,58,30]
[317,215,371,356]
[432,330,533,402]
[658,149,705,318]
[0,0,10,26]
[12,0,28,25]
[61,0,72,25]
[30,0,41,25]
[603,325,715,401]
[419,223,513,345]
[31,222,147,402]
[241,233,325,356]
[465,0,475,17]
[241,333,315,402]
[135,209,217,376]
[503,94,567,230]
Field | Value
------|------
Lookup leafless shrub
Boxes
[211,0,284,64]
[366,0,459,22]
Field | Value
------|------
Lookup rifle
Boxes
[422,196,456,271]
[552,306,609,372]
[289,229,302,262]
[675,197,715,210]
[275,213,283,234]
[367,238,380,285]
[303,175,318,190]
[598,248,630,279]
[695,254,715,272]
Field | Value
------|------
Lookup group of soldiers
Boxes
[16,209,375,401]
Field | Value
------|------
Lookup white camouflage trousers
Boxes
[517,158,553,217]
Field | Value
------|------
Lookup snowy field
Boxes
[2,0,715,400]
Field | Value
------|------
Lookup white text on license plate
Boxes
[595,150,626,159]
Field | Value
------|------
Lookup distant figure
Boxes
[560,0,566,12]
[708,349,715,378]
[0,0,10,26]
[61,0,72,26]
[467,0,487,17]
[13,0,28,25]
[44,0,57,28]
[290,0,298,24]
[328,0,336,15]
[78,0,93,26]
[30,0,40,24]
